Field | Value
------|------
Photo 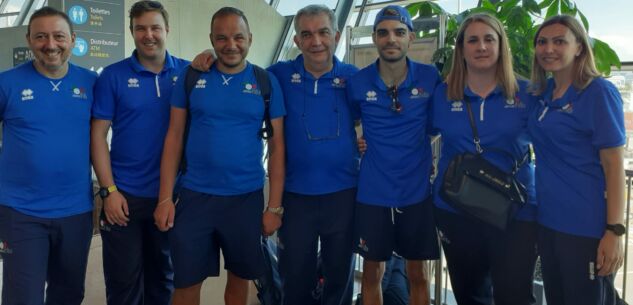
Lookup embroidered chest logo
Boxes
[243,82,261,95]
[291,73,301,84]
[0,239,12,254]
[559,103,573,114]
[195,79,207,89]
[332,77,346,88]
[409,87,429,99]
[21,89,34,101]
[172,76,178,85]
[450,101,463,112]
[72,87,88,99]
[504,95,525,109]
[127,78,140,88]
[365,90,377,102]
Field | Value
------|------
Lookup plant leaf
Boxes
[545,0,560,18]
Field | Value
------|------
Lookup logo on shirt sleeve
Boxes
[450,101,463,112]
[195,79,207,89]
[127,78,140,88]
[365,90,377,102]
[291,73,301,84]
[21,89,34,101]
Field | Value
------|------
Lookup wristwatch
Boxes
[606,223,626,236]
[265,206,284,216]
[98,185,118,199]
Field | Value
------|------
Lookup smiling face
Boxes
[132,11,168,62]
[293,12,339,70]
[372,20,414,63]
[462,21,500,74]
[27,15,75,77]
[535,23,581,77]
[210,13,252,74]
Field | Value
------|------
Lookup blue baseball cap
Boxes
[373,5,414,31]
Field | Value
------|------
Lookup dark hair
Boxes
[211,7,250,33]
[129,1,169,31]
[27,6,74,37]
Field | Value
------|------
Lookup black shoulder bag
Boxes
[440,96,528,230]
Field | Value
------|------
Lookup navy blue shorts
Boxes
[354,198,439,261]
[538,225,618,305]
[168,188,265,288]
[0,205,92,305]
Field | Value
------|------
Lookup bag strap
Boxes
[253,65,273,140]
[463,96,483,154]
[179,65,202,174]
[463,95,529,174]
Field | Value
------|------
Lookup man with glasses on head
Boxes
[346,5,440,305]
[0,6,96,305]
[91,1,188,304]
[192,4,359,304]
[154,7,285,305]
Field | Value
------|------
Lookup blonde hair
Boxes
[530,15,600,95]
[446,13,517,101]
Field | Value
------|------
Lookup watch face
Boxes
[99,188,109,199]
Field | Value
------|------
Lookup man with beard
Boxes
[346,5,440,305]
[91,1,188,304]
[153,7,285,305]
[0,6,96,305]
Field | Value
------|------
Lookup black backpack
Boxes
[180,64,273,174]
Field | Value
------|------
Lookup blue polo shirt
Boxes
[0,62,96,218]
[431,81,537,221]
[346,58,439,207]
[92,51,189,197]
[268,55,359,195]
[528,77,625,238]
[170,62,286,196]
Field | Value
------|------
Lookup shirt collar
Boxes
[542,78,579,108]
[291,54,341,80]
[463,85,503,101]
[129,50,175,74]
[370,57,415,91]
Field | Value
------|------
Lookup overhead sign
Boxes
[13,47,34,67]
[65,0,124,73]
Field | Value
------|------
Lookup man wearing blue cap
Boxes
[346,5,440,305]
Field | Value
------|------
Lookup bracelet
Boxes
[157,197,172,206]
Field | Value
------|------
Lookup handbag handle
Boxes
[463,96,529,174]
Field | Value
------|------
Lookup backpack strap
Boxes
[252,65,273,139]
[179,65,201,174]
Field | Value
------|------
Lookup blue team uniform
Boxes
[431,81,538,305]
[346,58,440,261]
[168,62,285,287]
[92,51,189,305]
[528,77,625,305]
[0,61,96,305]
[268,55,358,305]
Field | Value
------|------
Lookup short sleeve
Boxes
[268,72,286,119]
[169,67,189,109]
[591,79,625,149]
[92,68,117,120]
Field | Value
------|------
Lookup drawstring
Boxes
[390,207,403,224]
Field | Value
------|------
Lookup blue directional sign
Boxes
[68,5,88,25]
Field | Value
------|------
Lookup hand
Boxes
[262,211,282,236]
[191,49,215,72]
[153,199,175,232]
[357,136,367,155]
[596,231,624,276]
[103,191,129,226]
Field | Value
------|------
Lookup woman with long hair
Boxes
[528,15,625,305]
[431,13,538,305]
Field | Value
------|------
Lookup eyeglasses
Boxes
[388,85,402,113]
[302,77,341,141]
